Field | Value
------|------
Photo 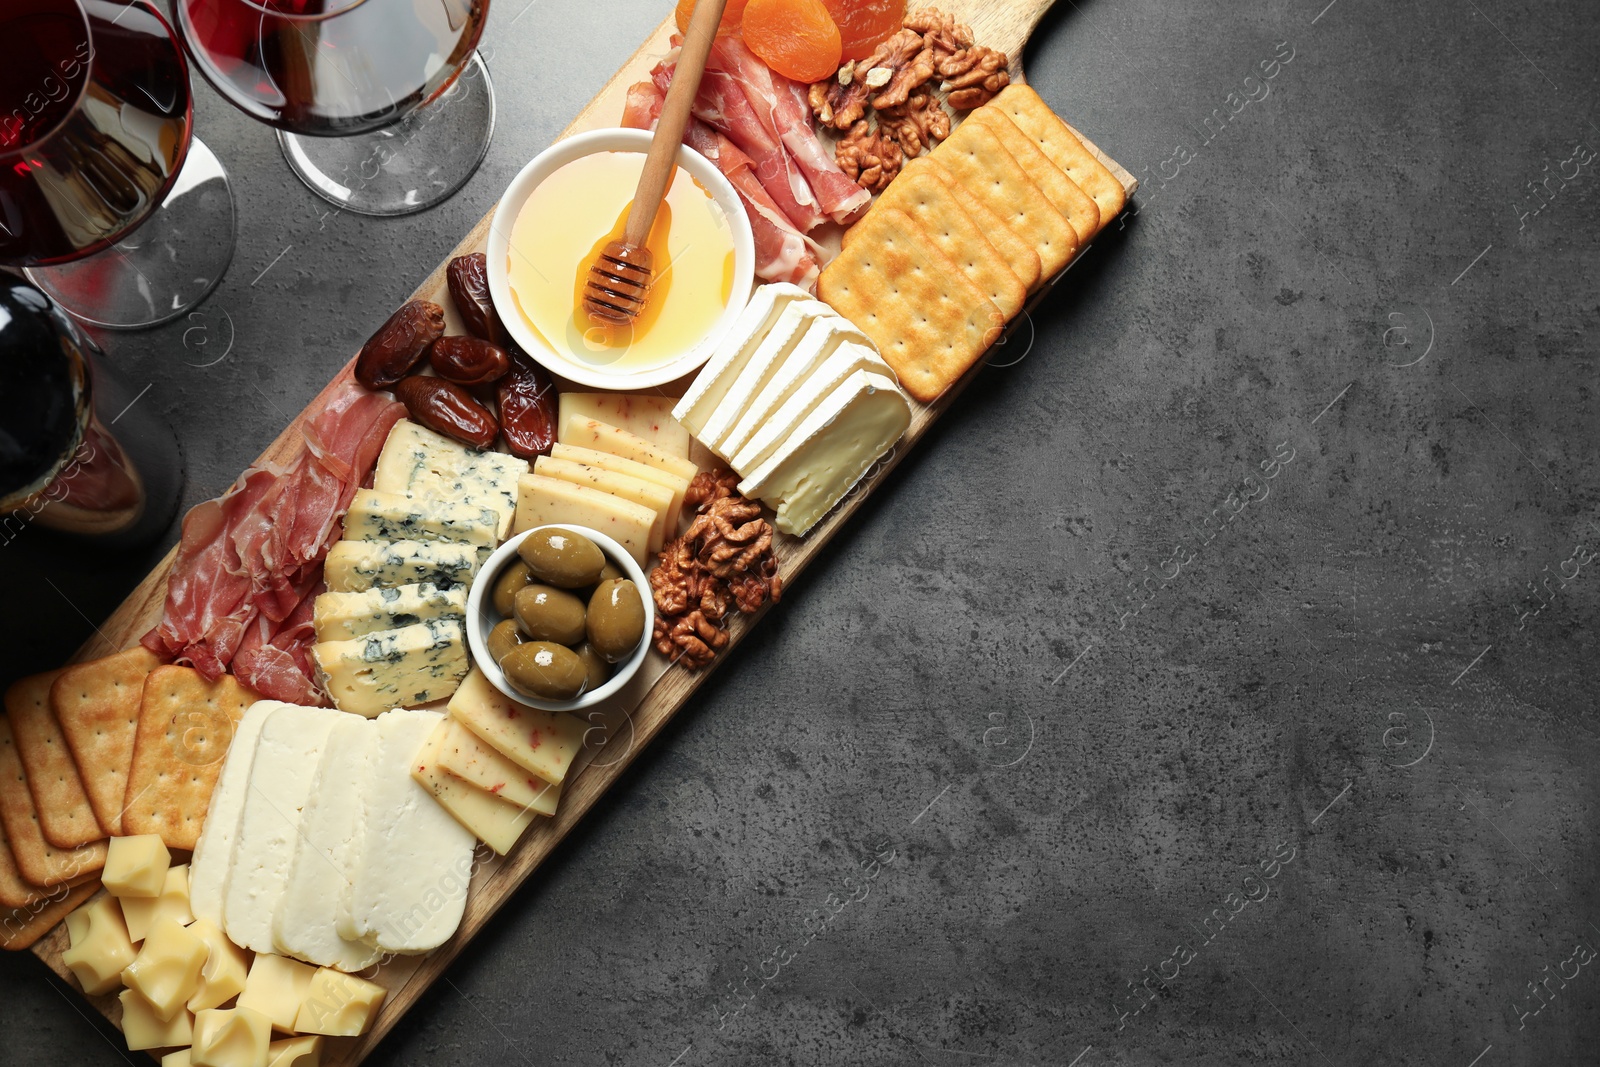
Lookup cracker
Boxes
[1,880,99,952]
[123,666,255,850]
[964,107,1100,244]
[910,157,1043,292]
[0,717,107,888]
[5,671,103,848]
[989,85,1127,229]
[51,646,161,836]
[868,165,1027,321]
[927,121,1078,279]
[818,205,1002,403]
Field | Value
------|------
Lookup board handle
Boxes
[950,0,1061,74]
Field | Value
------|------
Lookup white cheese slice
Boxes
[719,317,877,463]
[324,539,480,594]
[312,582,467,644]
[272,714,382,971]
[699,299,834,453]
[557,393,690,458]
[340,709,476,954]
[371,420,526,538]
[738,370,911,537]
[341,490,499,555]
[728,338,888,475]
[672,282,812,434]
[223,704,341,954]
[532,455,673,552]
[548,443,690,535]
[512,473,657,566]
[312,618,469,717]
[188,700,278,929]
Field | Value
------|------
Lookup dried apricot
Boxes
[821,0,905,61]
[674,0,749,36]
[741,0,843,83]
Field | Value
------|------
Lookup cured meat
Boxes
[708,35,871,225]
[623,79,820,287]
[143,377,402,701]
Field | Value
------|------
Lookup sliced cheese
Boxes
[311,618,469,717]
[699,299,834,452]
[430,718,561,815]
[272,714,382,971]
[312,582,467,644]
[739,370,910,537]
[512,474,656,566]
[549,443,689,535]
[557,393,690,458]
[323,539,480,594]
[223,705,340,954]
[720,317,877,462]
[730,339,890,475]
[371,420,525,538]
[673,282,812,434]
[532,456,673,552]
[189,700,277,929]
[560,418,699,485]
[341,490,499,555]
[446,668,586,786]
[339,709,475,955]
[412,721,545,855]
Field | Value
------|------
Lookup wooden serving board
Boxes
[30,0,1134,1061]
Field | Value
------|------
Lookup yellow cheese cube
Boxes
[120,987,194,1050]
[104,835,172,899]
[447,669,585,785]
[293,968,387,1037]
[532,457,674,552]
[162,1050,193,1067]
[121,863,194,942]
[187,918,250,1011]
[192,1006,273,1067]
[431,718,561,813]
[266,1036,323,1067]
[412,723,548,854]
[121,916,209,1021]
[237,954,316,1033]
[63,893,138,995]
[550,443,690,533]
[513,474,656,566]
[561,418,698,483]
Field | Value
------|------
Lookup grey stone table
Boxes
[5,0,1599,1064]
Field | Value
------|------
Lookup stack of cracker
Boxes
[819,84,1126,403]
[1,647,256,950]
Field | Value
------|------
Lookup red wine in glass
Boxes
[177,0,496,216]
[0,0,235,328]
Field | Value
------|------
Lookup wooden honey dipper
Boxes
[583,0,730,327]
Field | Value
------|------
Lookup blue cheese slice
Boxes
[341,490,499,556]
[311,582,467,643]
[738,370,911,537]
[719,317,877,462]
[673,282,812,434]
[698,298,834,452]
[311,619,468,717]
[371,420,525,538]
[323,539,480,594]
[729,339,890,475]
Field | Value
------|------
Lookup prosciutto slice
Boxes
[708,36,871,225]
[143,377,403,703]
[622,79,820,287]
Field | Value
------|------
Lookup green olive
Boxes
[573,641,611,691]
[491,560,534,617]
[487,619,526,666]
[500,642,589,701]
[586,578,645,663]
[518,529,606,589]
[597,562,624,584]
[513,584,587,645]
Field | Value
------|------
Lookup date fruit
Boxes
[497,348,558,459]
[430,335,510,386]
[355,299,445,388]
[446,253,508,346]
[393,375,498,450]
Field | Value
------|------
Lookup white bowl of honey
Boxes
[487,127,755,391]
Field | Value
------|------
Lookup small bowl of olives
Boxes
[466,525,654,712]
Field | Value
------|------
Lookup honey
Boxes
[506,150,736,374]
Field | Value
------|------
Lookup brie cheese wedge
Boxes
[699,299,834,453]
[672,282,811,435]
[729,339,890,475]
[719,317,877,464]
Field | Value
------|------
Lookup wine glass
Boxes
[1,0,236,330]
[176,0,495,217]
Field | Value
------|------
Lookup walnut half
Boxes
[876,89,951,157]
[836,120,904,193]
[939,45,1010,110]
